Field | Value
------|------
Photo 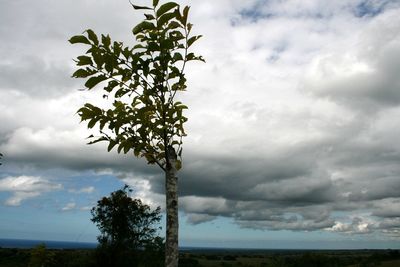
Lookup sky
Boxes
[0,0,400,249]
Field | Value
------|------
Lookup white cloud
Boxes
[61,202,76,211]
[4,192,41,206]
[80,206,92,211]
[69,186,95,194]
[0,176,62,206]
[328,216,376,234]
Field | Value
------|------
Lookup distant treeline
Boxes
[1,246,400,267]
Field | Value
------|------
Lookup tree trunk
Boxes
[165,146,179,267]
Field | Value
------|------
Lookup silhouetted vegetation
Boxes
[1,247,400,267]
[90,185,163,267]
[29,243,56,267]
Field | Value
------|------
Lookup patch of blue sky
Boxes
[0,203,98,242]
[0,172,126,242]
[238,9,274,23]
[354,0,391,18]
[229,0,274,25]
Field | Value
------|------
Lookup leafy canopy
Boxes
[69,1,204,171]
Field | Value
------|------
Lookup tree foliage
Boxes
[69,0,203,171]
[91,185,161,250]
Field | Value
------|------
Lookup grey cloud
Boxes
[379,218,400,230]
[304,8,400,110]
[0,56,76,98]
[0,127,158,176]
[185,213,217,225]
[238,217,335,232]
[371,199,400,218]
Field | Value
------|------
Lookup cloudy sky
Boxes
[1,0,400,249]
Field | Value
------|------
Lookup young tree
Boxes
[69,1,203,266]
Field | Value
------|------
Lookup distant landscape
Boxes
[1,239,400,267]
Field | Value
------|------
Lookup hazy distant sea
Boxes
[0,238,97,249]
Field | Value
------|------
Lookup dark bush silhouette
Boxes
[91,185,163,267]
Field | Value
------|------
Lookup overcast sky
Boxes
[1,0,400,249]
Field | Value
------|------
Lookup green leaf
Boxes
[134,147,142,157]
[88,118,98,128]
[187,23,193,32]
[156,2,179,17]
[157,12,176,27]
[117,142,125,153]
[99,119,107,130]
[131,4,152,10]
[104,80,118,93]
[133,44,146,49]
[168,21,182,29]
[92,52,104,68]
[72,68,92,78]
[182,6,190,25]
[77,56,92,66]
[69,35,91,45]
[172,52,183,62]
[123,143,130,154]
[179,104,188,110]
[113,41,121,56]
[187,35,202,47]
[144,14,155,20]
[153,0,159,7]
[101,34,111,48]
[85,75,107,89]
[186,53,205,62]
[132,21,155,35]
[108,140,117,152]
[86,29,98,45]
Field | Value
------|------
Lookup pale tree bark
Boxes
[165,146,179,267]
